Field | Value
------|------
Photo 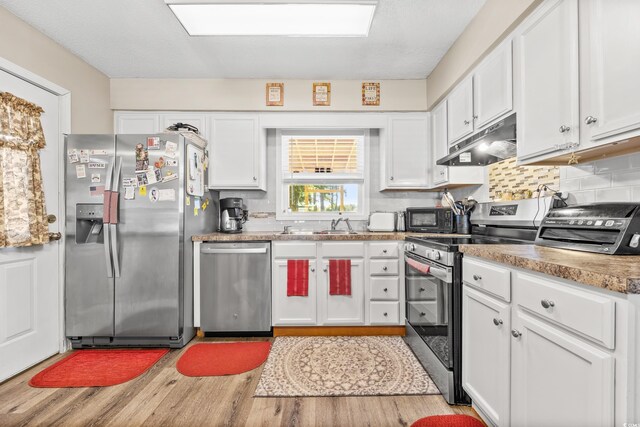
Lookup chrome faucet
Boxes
[331,217,355,233]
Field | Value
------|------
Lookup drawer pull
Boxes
[419,287,425,292]
[323,267,328,272]
[383,266,388,271]
[473,274,482,281]
[383,249,388,254]
[383,312,388,317]
[541,299,555,309]
[310,267,315,272]
[492,318,503,326]
[511,329,522,338]
[383,288,388,292]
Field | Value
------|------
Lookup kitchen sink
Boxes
[281,229,358,235]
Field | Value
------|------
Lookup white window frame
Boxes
[276,129,370,221]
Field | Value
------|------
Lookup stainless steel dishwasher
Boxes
[200,242,271,333]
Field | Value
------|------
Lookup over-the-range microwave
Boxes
[405,207,453,233]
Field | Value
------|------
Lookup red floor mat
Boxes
[29,349,169,388]
[177,342,271,377]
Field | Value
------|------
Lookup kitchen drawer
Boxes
[515,272,616,349]
[370,302,400,324]
[321,242,365,258]
[370,277,399,300]
[273,242,316,259]
[463,257,511,302]
[369,259,399,276]
[406,276,438,300]
[368,242,400,259]
[407,301,441,325]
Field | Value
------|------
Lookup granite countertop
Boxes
[192,231,464,242]
[460,244,640,294]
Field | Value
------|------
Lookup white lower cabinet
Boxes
[462,286,511,426]
[462,257,625,427]
[272,258,317,326]
[318,258,365,325]
[511,311,614,427]
[272,241,403,327]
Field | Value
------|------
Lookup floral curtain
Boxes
[0,91,50,247]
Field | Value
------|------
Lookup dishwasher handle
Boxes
[201,247,268,255]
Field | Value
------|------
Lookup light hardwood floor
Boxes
[0,337,480,427]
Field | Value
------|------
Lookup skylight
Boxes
[165,1,377,37]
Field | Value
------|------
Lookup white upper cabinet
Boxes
[579,0,640,145]
[431,100,449,186]
[515,0,580,163]
[208,114,265,190]
[381,114,430,189]
[447,77,474,144]
[115,112,159,134]
[473,41,513,129]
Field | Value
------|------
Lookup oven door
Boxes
[404,252,454,369]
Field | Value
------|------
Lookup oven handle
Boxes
[404,253,452,283]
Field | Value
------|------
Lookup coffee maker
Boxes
[219,197,248,233]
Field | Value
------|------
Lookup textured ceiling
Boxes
[0,0,486,79]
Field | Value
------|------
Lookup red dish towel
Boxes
[407,257,431,274]
[329,259,352,296]
[287,259,309,296]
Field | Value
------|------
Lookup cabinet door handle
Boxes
[323,267,328,272]
[419,287,425,292]
[390,176,394,181]
[559,125,571,133]
[420,312,426,316]
[541,299,555,309]
[473,274,482,281]
[253,176,257,181]
[585,116,598,125]
[473,115,478,120]
[493,318,503,326]
[464,120,470,125]
[310,268,315,272]
[383,288,388,292]
[383,312,388,317]
[511,329,522,338]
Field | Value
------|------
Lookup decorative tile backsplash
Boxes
[488,158,559,200]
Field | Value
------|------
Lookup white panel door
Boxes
[447,77,474,144]
[511,311,615,427]
[384,115,430,189]
[319,259,365,325]
[0,70,60,381]
[431,100,449,185]
[272,259,317,325]
[473,40,513,129]
[580,0,640,143]
[515,0,580,162]
[114,112,160,134]
[209,114,262,190]
[462,286,511,426]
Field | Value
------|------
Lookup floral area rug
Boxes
[254,336,440,397]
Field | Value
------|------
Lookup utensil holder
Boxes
[455,214,471,235]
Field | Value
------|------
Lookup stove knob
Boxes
[432,251,441,261]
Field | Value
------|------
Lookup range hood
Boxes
[437,113,517,166]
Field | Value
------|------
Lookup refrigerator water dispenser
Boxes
[75,203,104,244]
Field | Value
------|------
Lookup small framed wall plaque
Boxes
[266,83,284,106]
[313,82,331,106]
[362,82,380,106]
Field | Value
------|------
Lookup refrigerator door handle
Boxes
[103,157,115,278]
[111,157,123,278]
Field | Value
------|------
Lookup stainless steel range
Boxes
[403,197,561,404]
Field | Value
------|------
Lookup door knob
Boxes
[48,232,62,241]
[541,299,555,309]
[511,329,522,338]
[585,116,598,125]
[559,125,571,133]
[47,214,57,224]
[493,318,503,326]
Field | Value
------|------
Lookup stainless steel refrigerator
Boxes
[64,132,219,348]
